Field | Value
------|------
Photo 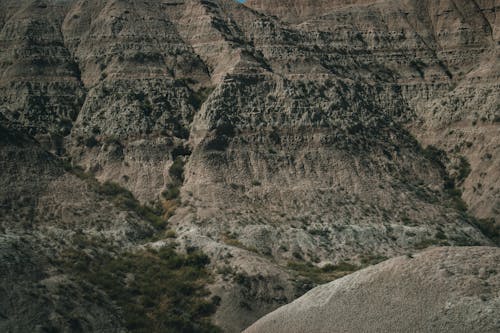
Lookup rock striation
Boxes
[0,0,498,332]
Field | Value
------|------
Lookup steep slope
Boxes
[245,246,500,333]
[62,0,214,203]
[245,0,500,227]
[0,115,153,332]
[0,114,221,332]
[167,0,496,329]
[0,0,84,152]
[245,0,378,23]
[0,0,498,332]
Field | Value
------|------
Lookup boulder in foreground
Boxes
[244,247,500,333]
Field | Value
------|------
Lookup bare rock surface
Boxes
[0,0,498,332]
[245,246,500,333]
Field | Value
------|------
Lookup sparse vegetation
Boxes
[68,167,167,230]
[221,233,244,248]
[189,86,215,110]
[84,136,98,148]
[360,255,388,266]
[414,239,439,249]
[216,265,235,277]
[422,145,471,213]
[96,181,166,230]
[63,245,221,333]
[471,218,500,245]
[287,261,359,284]
[402,215,416,226]
[221,233,259,254]
[160,155,187,218]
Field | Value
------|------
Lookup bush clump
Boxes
[96,181,166,230]
[84,136,98,148]
[65,245,221,333]
[69,167,167,230]
[189,86,215,110]
[287,261,359,284]
[160,156,187,218]
[169,157,185,184]
[472,218,500,246]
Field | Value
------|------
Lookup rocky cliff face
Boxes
[244,0,500,224]
[245,0,377,23]
[0,0,498,332]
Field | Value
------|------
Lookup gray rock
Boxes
[245,246,500,333]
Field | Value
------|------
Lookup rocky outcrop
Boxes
[245,0,378,23]
[0,0,84,152]
[0,0,498,332]
[244,246,500,333]
[244,0,500,226]
[62,0,215,203]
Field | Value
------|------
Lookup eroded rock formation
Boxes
[0,0,498,332]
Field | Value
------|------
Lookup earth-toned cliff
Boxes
[0,0,498,332]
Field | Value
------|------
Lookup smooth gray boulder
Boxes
[244,246,500,333]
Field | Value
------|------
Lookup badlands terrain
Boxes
[0,0,498,332]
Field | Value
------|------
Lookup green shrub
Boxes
[308,228,330,237]
[169,157,185,184]
[90,178,167,230]
[165,230,177,238]
[142,100,153,115]
[456,156,471,184]
[97,181,134,198]
[472,218,500,245]
[84,136,98,148]
[65,246,221,333]
[435,228,447,240]
[234,273,252,288]
[287,261,359,284]
[162,184,180,200]
[104,136,121,145]
[414,238,440,249]
[446,188,468,212]
[189,86,215,110]
[422,145,447,168]
[360,255,388,266]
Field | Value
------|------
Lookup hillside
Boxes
[0,0,498,332]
